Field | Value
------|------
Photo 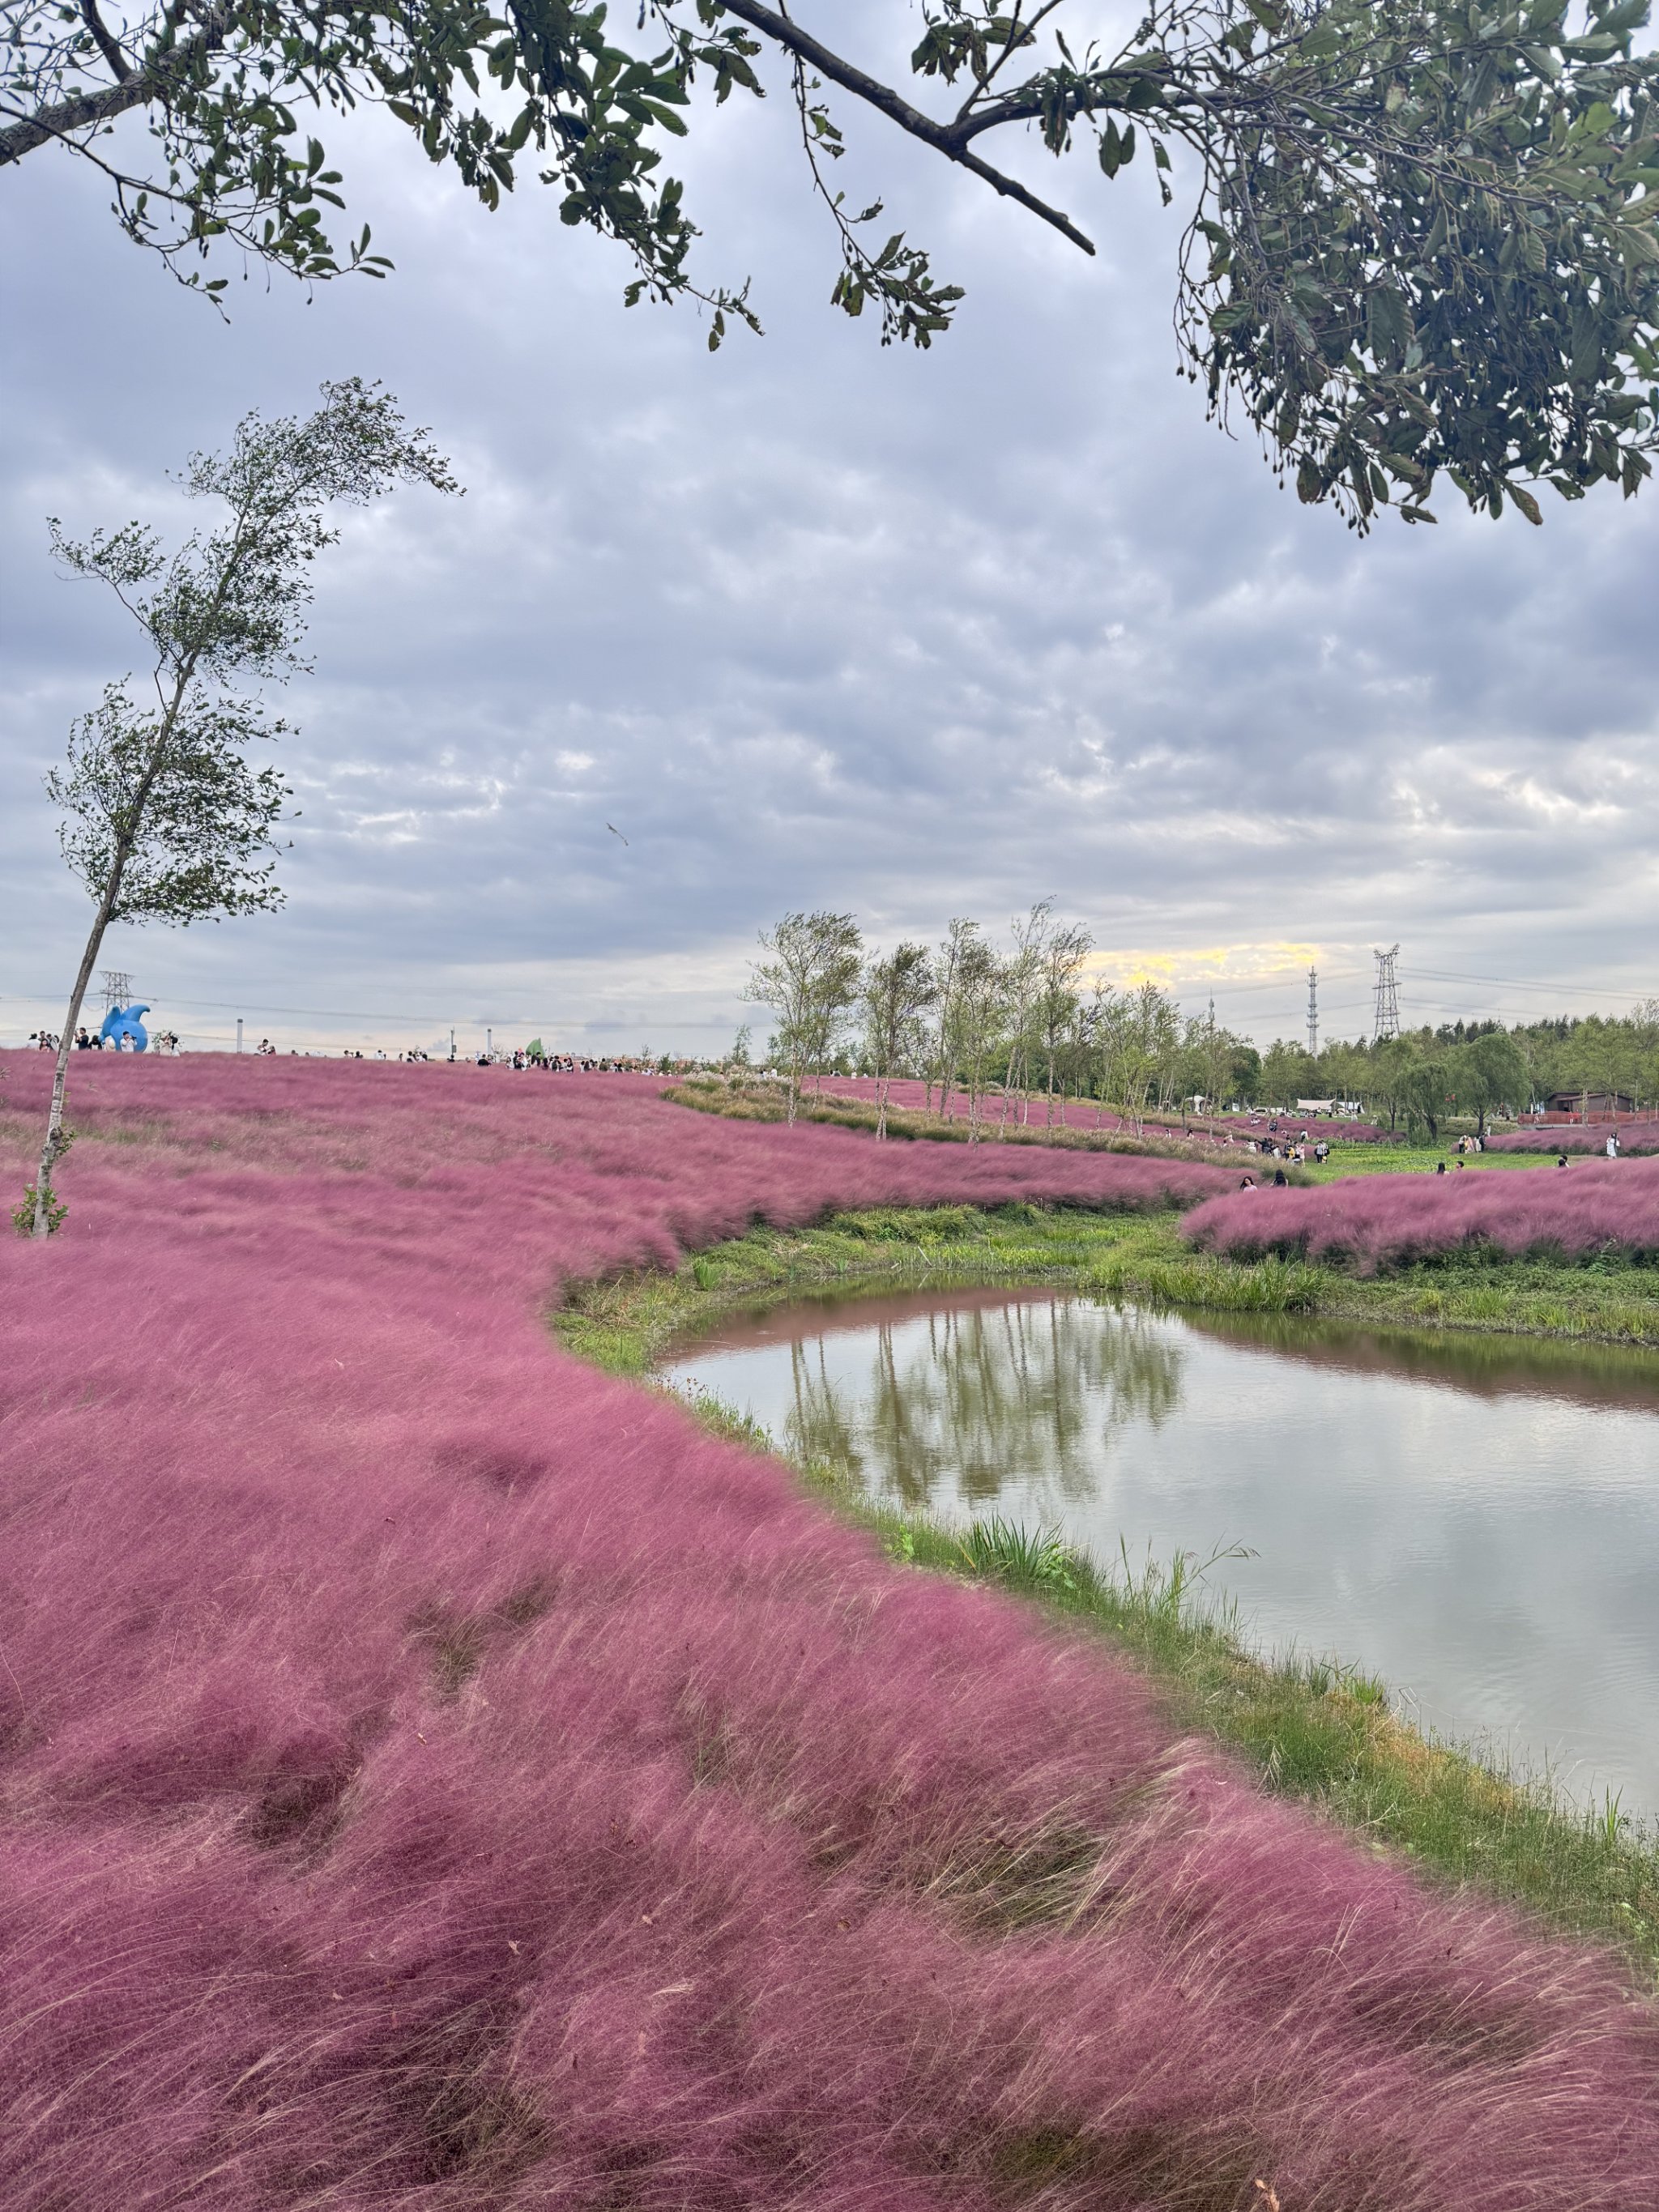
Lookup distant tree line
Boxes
[745,906,1259,1139]
[1253,1008,1659,1137]
[744,910,1659,1140]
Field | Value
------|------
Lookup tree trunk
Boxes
[32,902,113,1235]
[31,661,191,1234]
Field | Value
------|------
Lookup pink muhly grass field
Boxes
[1183,1154,1659,1269]
[1486,1125,1659,1156]
[810,1074,1136,1132]
[2,1055,1656,2209]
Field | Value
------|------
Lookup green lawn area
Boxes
[1310,1139,1562,1179]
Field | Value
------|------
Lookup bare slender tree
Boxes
[928,918,978,1123]
[1036,921,1093,1133]
[953,932,1009,1142]
[1000,901,1052,1130]
[861,944,936,1139]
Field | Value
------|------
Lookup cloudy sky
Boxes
[3,4,1657,1058]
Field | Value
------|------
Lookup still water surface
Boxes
[661,1289,1659,1818]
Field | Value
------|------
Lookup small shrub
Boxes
[955,1515,1078,1592]
[11,1181,67,1237]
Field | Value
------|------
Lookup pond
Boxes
[660,1289,1659,1821]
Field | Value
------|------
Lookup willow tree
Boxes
[4,2,1655,525]
[22,381,456,1238]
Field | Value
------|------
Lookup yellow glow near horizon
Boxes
[1085,942,1328,990]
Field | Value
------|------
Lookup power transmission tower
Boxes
[100,969,133,1012]
[1306,966,1319,1057]
[1371,945,1401,1043]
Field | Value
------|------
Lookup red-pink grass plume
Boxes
[1,1055,1655,2208]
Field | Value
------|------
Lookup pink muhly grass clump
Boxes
[1183,1155,1659,1269]
[2,1054,1657,2208]
[1486,1125,1659,1156]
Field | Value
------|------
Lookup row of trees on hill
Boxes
[744,908,1256,1136]
[744,912,1659,1138]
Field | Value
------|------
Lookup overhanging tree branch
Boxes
[77,0,133,83]
[0,3,234,164]
[4,0,1656,525]
[710,0,1095,252]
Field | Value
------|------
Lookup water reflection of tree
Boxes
[783,1299,1183,1511]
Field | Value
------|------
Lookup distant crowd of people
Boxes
[476,1049,646,1072]
[320,1046,646,1069]
[23,1029,657,1067]
[1222,1129,1331,1166]
[1234,1121,1625,1191]
[30,1026,181,1054]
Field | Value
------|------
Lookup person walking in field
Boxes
[1606,1131,1621,1159]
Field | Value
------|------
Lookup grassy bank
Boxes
[1092,1210,1659,1345]
[555,1203,1659,1982]
[560,1200,1659,1358]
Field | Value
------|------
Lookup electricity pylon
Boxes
[1371,946,1401,1043]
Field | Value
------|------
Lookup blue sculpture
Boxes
[100,1004,151,1051]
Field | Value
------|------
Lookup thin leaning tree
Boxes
[22,378,457,1238]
